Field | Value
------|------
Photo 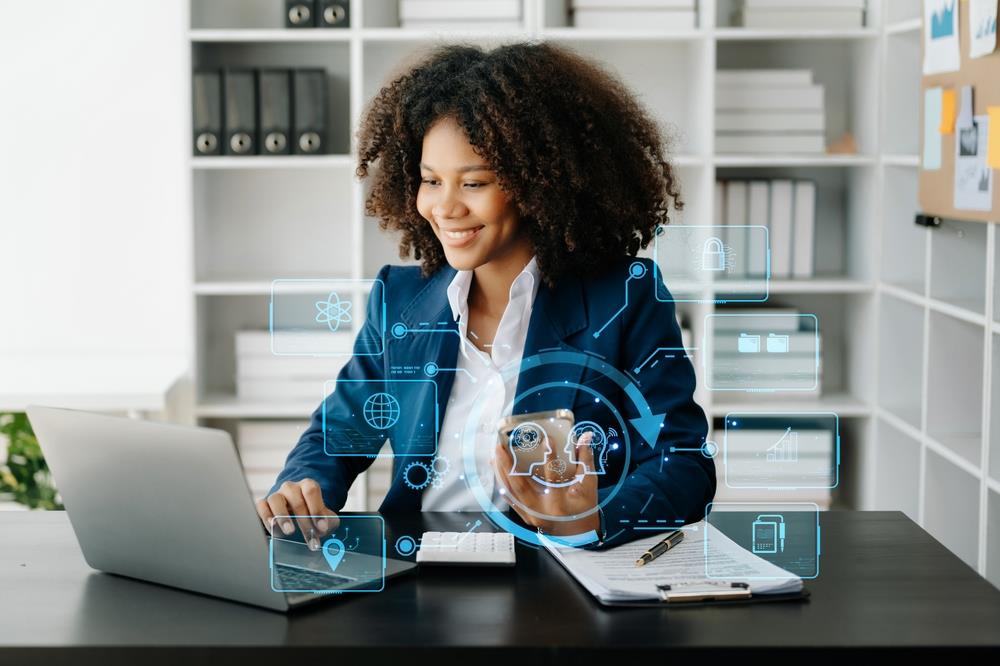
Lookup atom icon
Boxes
[363,392,400,430]
[315,291,352,332]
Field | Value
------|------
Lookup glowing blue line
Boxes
[606,528,626,542]
[434,367,477,382]
[639,493,654,514]
[593,275,636,339]
[634,525,699,531]
[635,346,698,373]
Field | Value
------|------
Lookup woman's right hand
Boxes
[256,478,339,550]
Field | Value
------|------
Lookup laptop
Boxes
[26,405,416,612]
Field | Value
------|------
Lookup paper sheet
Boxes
[544,522,802,602]
[924,0,961,75]
[970,0,998,58]
[955,114,994,211]
[940,88,957,134]
[924,87,944,170]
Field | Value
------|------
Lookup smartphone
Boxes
[497,409,576,485]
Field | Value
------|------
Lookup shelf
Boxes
[874,417,920,522]
[885,18,921,36]
[713,28,877,41]
[924,447,982,570]
[713,155,876,167]
[719,278,873,294]
[360,27,528,41]
[926,297,988,327]
[189,29,352,42]
[881,154,919,167]
[191,155,353,170]
[539,28,706,41]
[926,311,985,467]
[197,394,316,418]
[711,392,870,418]
[987,490,1000,589]
[877,293,925,431]
[990,334,1000,484]
[194,276,362,295]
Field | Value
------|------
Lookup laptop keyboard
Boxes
[273,563,354,591]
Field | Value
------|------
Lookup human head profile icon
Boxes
[507,422,550,476]
[565,421,608,475]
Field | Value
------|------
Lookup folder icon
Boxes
[766,333,790,353]
[737,333,761,353]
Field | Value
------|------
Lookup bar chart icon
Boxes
[766,428,798,462]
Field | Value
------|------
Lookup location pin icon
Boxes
[321,537,346,572]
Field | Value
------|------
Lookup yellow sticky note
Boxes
[988,107,1000,169]
[939,89,957,134]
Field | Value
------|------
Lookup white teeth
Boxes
[444,228,479,239]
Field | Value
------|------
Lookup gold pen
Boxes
[634,529,685,567]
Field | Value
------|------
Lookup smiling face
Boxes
[416,116,526,272]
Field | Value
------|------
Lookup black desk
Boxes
[2,511,999,664]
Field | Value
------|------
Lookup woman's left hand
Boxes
[493,432,600,536]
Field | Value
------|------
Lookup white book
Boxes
[710,308,801,331]
[739,9,864,29]
[399,19,524,29]
[742,0,865,8]
[572,0,694,8]
[236,355,349,379]
[399,0,522,20]
[715,69,813,87]
[237,329,354,357]
[715,85,824,111]
[715,111,824,132]
[792,181,816,278]
[723,181,748,278]
[572,9,697,30]
[237,420,310,449]
[715,134,825,154]
[747,181,770,278]
[236,378,329,401]
[768,180,794,278]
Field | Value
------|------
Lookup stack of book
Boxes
[398,0,523,30]
[715,179,816,279]
[715,69,826,154]
[570,0,697,31]
[236,420,367,509]
[235,330,352,403]
[711,307,823,396]
[733,0,865,29]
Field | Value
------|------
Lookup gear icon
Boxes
[431,475,444,489]
[431,455,450,478]
[403,461,432,490]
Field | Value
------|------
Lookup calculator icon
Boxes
[751,514,785,554]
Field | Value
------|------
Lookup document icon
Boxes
[766,333,790,353]
[737,333,761,353]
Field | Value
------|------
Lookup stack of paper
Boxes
[716,70,825,154]
[399,0,523,30]
[237,420,370,509]
[543,521,802,603]
[235,330,352,402]
[570,0,697,31]
[734,0,866,29]
[716,179,816,278]
[711,308,823,395]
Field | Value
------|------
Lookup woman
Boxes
[257,42,715,549]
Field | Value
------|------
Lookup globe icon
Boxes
[363,392,400,430]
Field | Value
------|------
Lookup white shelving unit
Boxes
[185,0,999,588]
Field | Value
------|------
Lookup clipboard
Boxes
[598,582,811,609]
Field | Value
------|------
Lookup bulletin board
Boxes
[919,0,1000,223]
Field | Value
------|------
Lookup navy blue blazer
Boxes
[271,256,715,547]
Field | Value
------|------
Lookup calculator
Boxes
[416,531,516,566]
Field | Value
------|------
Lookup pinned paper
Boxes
[988,107,1000,169]
[958,85,974,128]
[923,87,943,170]
[955,114,993,211]
[940,88,957,133]
[969,0,998,59]
[925,0,961,74]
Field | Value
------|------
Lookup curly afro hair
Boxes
[355,41,683,286]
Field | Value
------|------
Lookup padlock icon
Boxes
[702,237,726,271]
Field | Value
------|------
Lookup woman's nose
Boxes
[432,184,468,219]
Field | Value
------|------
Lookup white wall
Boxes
[0,1,191,358]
